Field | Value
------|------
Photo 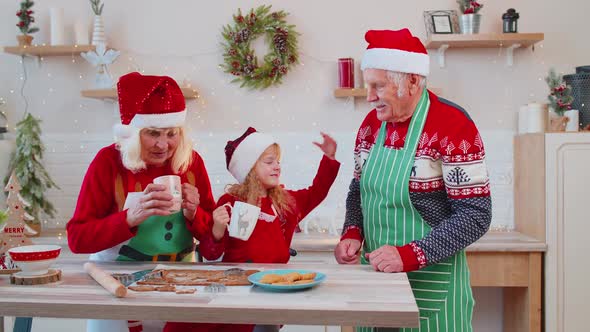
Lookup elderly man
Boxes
[334,29,492,331]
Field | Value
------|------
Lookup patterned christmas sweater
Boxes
[341,91,492,271]
[67,144,217,255]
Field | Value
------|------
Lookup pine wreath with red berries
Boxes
[221,5,299,90]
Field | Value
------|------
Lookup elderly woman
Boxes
[67,72,216,332]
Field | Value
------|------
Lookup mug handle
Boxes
[222,202,233,217]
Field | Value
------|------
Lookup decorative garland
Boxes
[221,5,299,90]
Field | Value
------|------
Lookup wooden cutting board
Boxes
[10,269,62,285]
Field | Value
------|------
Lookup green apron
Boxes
[116,173,195,262]
[358,90,474,332]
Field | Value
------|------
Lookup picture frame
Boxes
[423,10,460,35]
[432,15,453,34]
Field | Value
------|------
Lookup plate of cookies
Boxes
[248,269,326,291]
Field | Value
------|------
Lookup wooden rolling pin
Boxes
[84,262,127,298]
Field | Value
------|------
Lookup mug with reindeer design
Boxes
[225,201,261,241]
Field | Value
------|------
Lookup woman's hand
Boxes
[212,205,230,241]
[181,183,200,221]
[313,132,337,160]
[126,184,173,228]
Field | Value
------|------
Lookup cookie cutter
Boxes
[204,282,227,293]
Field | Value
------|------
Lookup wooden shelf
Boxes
[3,45,95,56]
[424,33,544,67]
[334,87,442,98]
[81,87,199,100]
[424,33,544,49]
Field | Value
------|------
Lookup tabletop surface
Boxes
[0,260,419,327]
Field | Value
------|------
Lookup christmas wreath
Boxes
[221,5,299,89]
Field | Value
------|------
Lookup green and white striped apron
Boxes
[358,90,474,332]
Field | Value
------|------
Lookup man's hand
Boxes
[181,183,200,221]
[212,205,230,241]
[334,238,361,264]
[364,245,403,273]
[126,184,173,228]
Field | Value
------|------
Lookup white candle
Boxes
[526,103,546,133]
[74,20,89,45]
[50,8,65,45]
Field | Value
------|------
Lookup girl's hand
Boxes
[313,132,337,160]
[212,205,230,241]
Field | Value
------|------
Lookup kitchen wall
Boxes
[2,0,576,230]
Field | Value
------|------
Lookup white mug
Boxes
[153,175,182,212]
[224,201,261,241]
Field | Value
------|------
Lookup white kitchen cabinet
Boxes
[514,133,590,332]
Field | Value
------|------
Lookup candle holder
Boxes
[502,8,519,33]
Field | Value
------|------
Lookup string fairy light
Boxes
[2,40,537,230]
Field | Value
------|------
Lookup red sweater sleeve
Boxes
[197,194,234,261]
[287,155,340,227]
[66,146,135,254]
[183,152,216,241]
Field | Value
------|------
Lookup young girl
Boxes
[164,127,340,332]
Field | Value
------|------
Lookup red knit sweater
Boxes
[66,144,216,254]
[200,155,341,263]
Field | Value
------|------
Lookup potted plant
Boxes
[16,0,39,46]
[457,0,483,34]
[90,0,106,46]
[545,68,576,132]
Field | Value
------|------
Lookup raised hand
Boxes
[312,132,337,160]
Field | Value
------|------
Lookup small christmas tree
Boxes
[545,68,574,116]
[4,114,59,227]
[0,172,34,271]
[16,0,39,35]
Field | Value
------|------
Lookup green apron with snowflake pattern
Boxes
[358,89,474,332]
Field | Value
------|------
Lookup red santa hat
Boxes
[361,29,430,76]
[114,72,186,138]
[225,127,276,183]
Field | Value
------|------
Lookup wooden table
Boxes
[292,231,547,332]
[0,260,419,332]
